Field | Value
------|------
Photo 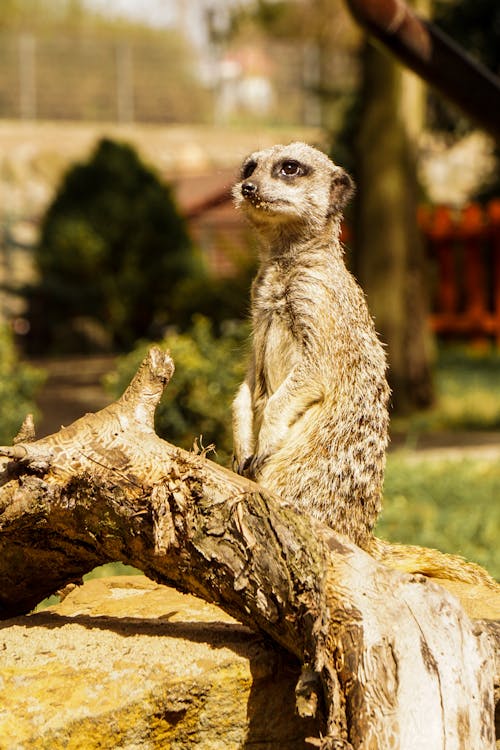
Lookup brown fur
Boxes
[232,141,499,591]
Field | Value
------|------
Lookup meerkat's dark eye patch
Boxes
[242,160,257,179]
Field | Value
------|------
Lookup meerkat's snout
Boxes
[241,181,258,198]
[240,178,271,215]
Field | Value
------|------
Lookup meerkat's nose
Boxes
[241,182,257,197]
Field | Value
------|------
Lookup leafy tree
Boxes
[29,138,205,352]
[434,0,500,74]
[424,0,500,134]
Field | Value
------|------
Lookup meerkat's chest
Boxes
[252,277,300,394]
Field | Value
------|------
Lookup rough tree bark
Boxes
[0,348,497,749]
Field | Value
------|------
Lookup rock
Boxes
[0,576,318,749]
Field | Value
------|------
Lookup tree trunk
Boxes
[0,348,497,749]
[355,37,434,413]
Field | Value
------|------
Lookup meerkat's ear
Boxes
[329,168,355,215]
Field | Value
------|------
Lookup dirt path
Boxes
[391,430,500,460]
[31,355,116,438]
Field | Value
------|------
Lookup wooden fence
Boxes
[420,200,500,344]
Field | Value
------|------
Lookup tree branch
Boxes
[0,348,496,748]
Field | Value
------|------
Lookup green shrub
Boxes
[29,138,205,353]
[105,315,249,464]
[0,326,45,444]
[176,252,257,330]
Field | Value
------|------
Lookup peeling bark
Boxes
[0,348,497,749]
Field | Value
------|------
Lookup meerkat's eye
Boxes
[280,160,302,177]
[242,160,257,179]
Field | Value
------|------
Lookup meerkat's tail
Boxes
[370,536,500,590]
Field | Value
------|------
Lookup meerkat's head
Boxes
[233,142,354,237]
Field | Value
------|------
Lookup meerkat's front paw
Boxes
[232,454,254,477]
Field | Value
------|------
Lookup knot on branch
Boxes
[0,441,54,473]
[13,414,36,444]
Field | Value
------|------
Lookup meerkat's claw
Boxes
[232,454,254,477]
[249,453,269,477]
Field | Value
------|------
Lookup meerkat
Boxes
[232,141,389,551]
[232,141,498,589]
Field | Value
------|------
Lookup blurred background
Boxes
[0,0,498,578]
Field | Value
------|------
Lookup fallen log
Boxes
[0,348,497,749]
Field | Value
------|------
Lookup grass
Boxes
[382,346,500,580]
[379,453,500,580]
[391,345,500,437]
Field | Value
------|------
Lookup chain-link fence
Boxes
[0,30,212,123]
[0,30,357,126]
